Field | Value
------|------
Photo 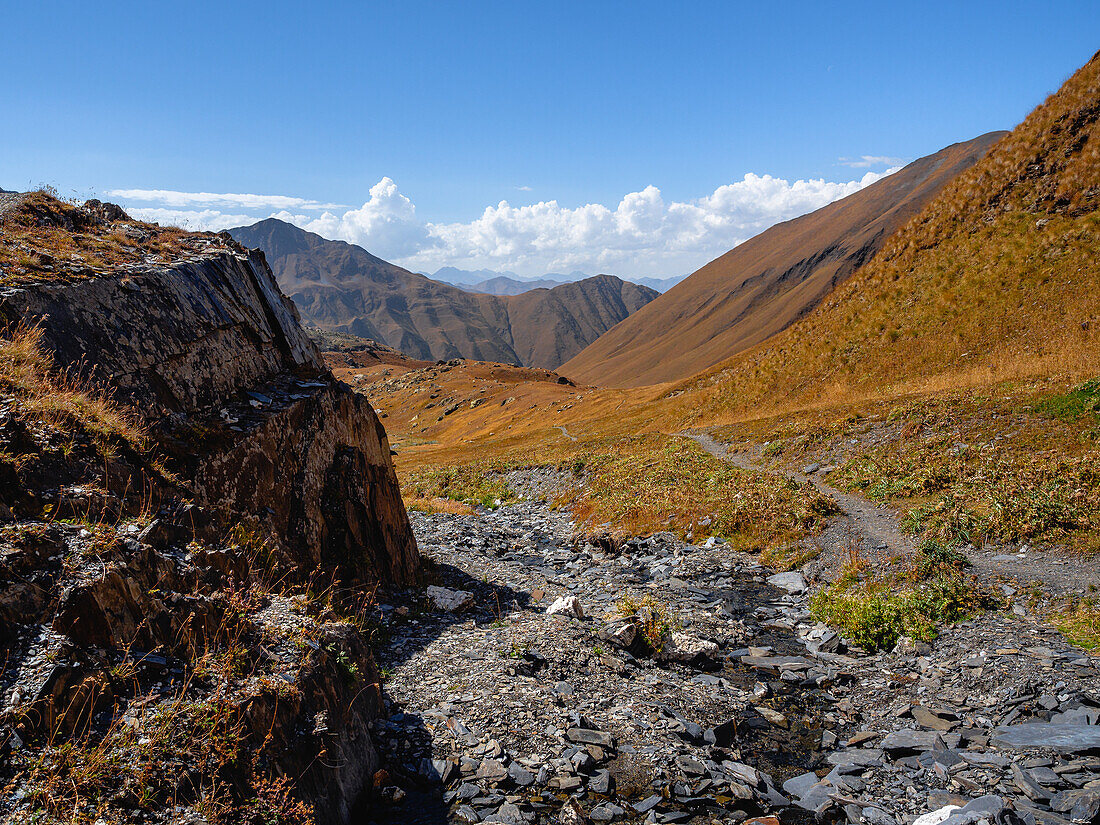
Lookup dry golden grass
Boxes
[0,191,234,285]
[557,433,837,549]
[663,53,1100,425]
[0,325,145,451]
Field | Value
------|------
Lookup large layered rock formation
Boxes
[0,193,420,824]
[0,242,419,589]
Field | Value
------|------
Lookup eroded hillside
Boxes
[562,133,1005,388]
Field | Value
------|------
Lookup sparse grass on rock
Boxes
[0,191,235,286]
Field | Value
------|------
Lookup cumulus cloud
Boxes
[837,155,906,168]
[272,178,435,260]
[405,170,896,275]
[109,169,899,277]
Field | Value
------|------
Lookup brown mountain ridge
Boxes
[228,219,657,370]
[561,132,1006,387]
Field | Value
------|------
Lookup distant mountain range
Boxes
[562,131,1006,387]
[429,266,685,295]
[228,219,659,369]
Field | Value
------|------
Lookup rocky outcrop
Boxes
[0,248,319,410]
[196,380,419,586]
[0,229,418,823]
[0,247,420,589]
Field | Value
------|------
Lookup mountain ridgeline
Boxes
[228,220,658,370]
[671,49,1100,420]
[562,132,1006,387]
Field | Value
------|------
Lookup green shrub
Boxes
[811,572,997,651]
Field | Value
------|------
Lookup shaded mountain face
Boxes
[561,132,1005,387]
[228,220,657,370]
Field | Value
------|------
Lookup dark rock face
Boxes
[0,246,419,823]
[0,248,319,410]
[196,382,419,586]
[0,248,420,589]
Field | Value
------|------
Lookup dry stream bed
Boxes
[361,469,1100,825]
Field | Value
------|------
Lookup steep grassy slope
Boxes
[562,133,1004,387]
[229,220,657,369]
[678,49,1100,422]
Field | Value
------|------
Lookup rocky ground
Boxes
[362,470,1100,825]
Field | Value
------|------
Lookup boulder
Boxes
[546,595,585,618]
[427,586,474,612]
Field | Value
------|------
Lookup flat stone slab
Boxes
[740,655,815,672]
[881,729,946,756]
[991,723,1100,754]
[826,748,884,767]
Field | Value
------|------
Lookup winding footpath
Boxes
[681,432,1100,596]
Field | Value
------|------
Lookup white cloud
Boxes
[109,169,899,277]
[838,155,906,168]
[106,188,342,211]
[123,207,256,231]
[273,178,435,260]
[516,185,533,192]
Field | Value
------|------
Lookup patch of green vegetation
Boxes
[811,541,998,650]
[613,593,679,652]
[1033,378,1100,423]
[1058,598,1100,650]
[403,462,518,509]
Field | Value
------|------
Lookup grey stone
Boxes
[476,759,509,784]
[826,748,885,767]
[766,571,807,594]
[1070,790,1100,824]
[783,771,822,799]
[486,802,525,825]
[589,769,613,795]
[881,729,945,756]
[566,728,615,748]
[507,762,535,787]
[427,585,474,612]
[992,724,1100,754]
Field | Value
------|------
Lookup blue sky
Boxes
[3,1,1098,276]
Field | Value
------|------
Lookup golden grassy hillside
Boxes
[562,132,1004,388]
[676,50,1100,423]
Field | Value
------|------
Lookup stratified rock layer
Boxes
[0,248,420,589]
